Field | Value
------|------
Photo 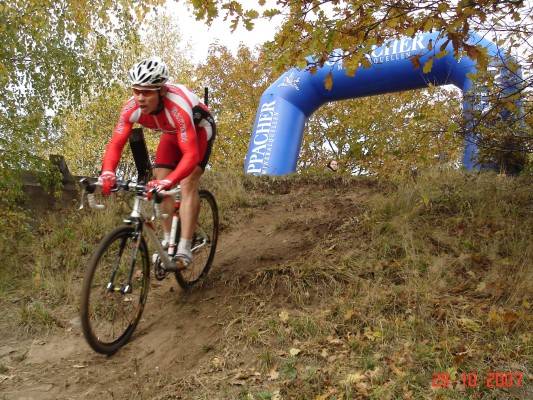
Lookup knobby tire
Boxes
[175,189,219,289]
[80,225,150,355]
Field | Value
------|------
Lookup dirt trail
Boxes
[0,180,371,400]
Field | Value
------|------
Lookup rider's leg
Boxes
[155,167,174,242]
[175,165,204,263]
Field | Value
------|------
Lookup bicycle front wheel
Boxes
[80,225,150,355]
[175,189,219,290]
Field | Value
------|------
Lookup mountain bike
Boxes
[78,178,219,355]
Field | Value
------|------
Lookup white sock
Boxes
[177,238,192,255]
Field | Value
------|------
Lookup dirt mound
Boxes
[3,175,531,400]
[0,178,374,400]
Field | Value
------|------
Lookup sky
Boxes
[170,1,283,63]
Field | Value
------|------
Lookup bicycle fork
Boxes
[105,222,178,293]
[107,224,144,295]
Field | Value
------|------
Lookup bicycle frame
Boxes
[80,177,219,354]
[79,179,182,284]
[126,192,177,270]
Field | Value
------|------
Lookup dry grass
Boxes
[191,169,532,399]
[0,168,531,399]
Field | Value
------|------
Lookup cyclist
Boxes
[99,56,216,271]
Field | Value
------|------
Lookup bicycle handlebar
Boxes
[78,178,180,213]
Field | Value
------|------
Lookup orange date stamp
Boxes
[432,372,524,388]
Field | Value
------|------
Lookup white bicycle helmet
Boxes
[128,56,169,88]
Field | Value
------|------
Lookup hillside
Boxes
[0,171,531,400]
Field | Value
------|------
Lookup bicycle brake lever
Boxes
[149,188,158,221]
[149,189,168,221]
[79,178,105,210]
[78,185,86,210]
[78,178,92,210]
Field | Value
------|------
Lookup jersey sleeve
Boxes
[164,106,200,185]
[101,99,136,173]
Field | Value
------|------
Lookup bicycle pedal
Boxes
[164,259,188,272]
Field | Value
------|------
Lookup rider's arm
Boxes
[101,99,137,173]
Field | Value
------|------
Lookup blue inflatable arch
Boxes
[245,31,521,175]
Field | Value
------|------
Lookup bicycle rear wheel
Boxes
[175,189,219,290]
[80,225,150,354]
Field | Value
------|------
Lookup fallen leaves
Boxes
[289,347,301,357]
[458,317,482,332]
[230,368,262,386]
[339,369,377,397]
[210,356,224,371]
[268,367,279,381]
[279,310,289,323]
[475,281,486,292]
[315,388,338,400]
[344,309,364,321]
[453,350,469,365]
[363,326,383,341]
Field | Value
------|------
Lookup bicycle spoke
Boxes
[81,226,149,354]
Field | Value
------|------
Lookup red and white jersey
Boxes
[101,84,213,184]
